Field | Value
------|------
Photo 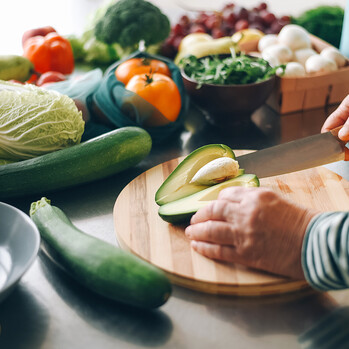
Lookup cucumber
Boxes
[30,197,172,309]
[0,127,151,199]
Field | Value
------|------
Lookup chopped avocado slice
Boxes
[155,144,236,206]
[158,174,259,224]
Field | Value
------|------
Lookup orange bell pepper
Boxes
[23,32,74,75]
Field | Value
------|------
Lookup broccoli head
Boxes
[94,0,170,50]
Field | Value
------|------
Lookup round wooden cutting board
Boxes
[113,150,349,296]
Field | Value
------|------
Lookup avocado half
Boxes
[155,144,236,206]
[158,174,260,224]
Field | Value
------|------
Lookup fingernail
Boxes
[185,226,191,238]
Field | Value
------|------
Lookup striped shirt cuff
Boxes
[301,212,349,291]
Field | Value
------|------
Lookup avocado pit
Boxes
[190,157,240,185]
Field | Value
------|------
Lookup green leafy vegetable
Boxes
[0,80,84,162]
[66,1,121,65]
[67,31,120,65]
[66,35,86,62]
[67,0,167,64]
[181,54,281,88]
[94,0,170,51]
[291,6,344,48]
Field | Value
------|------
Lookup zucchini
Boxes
[30,197,172,309]
[0,127,151,199]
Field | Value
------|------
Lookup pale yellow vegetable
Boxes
[175,37,238,65]
[179,33,213,53]
[231,28,264,52]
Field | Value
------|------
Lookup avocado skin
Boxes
[158,211,194,225]
[156,144,236,206]
[158,174,259,224]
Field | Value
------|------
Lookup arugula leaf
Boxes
[180,54,282,88]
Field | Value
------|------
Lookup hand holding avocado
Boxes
[154,143,316,280]
[185,186,318,279]
[154,143,315,280]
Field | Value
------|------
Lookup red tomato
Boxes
[36,71,66,86]
[125,73,181,123]
[115,58,171,85]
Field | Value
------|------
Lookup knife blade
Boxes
[236,127,348,178]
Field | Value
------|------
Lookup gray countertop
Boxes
[1,104,349,349]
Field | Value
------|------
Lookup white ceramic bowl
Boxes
[0,202,40,302]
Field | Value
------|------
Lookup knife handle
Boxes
[330,126,349,161]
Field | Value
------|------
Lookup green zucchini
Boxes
[0,127,151,199]
[30,197,172,309]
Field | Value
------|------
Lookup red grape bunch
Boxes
[161,2,291,58]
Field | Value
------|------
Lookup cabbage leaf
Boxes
[0,81,85,161]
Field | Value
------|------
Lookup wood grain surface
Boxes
[113,150,349,296]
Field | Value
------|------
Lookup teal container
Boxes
[340,0,349,57]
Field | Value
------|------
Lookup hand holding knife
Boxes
[187,96,349,286]
[236,125,349,179]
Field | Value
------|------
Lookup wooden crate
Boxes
[266,35,349,114]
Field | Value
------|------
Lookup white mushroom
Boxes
[258,34,279,52]
[277,62,306,77]
[190,157,240,186]
[262,43,293,65]
[293,48,318,67]
[278,24,311,51]
[305,54,338,74]
[320,47,347,68]
[262,54,280,68]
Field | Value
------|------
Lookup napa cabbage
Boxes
[0,80,84,161]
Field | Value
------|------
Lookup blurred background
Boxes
[1,0,347,55]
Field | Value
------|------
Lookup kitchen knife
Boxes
[236,127,348,178]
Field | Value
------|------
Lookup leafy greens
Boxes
[181,54,281,88]
[0,81,84,162]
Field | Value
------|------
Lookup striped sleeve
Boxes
[301,212,349,291]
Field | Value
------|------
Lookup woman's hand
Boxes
[185,187,319,279]
[322,94,349,141]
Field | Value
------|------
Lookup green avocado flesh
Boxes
[155,144,236,206]
[158,174,259,224]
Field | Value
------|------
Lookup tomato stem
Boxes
[144,70,154,85]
